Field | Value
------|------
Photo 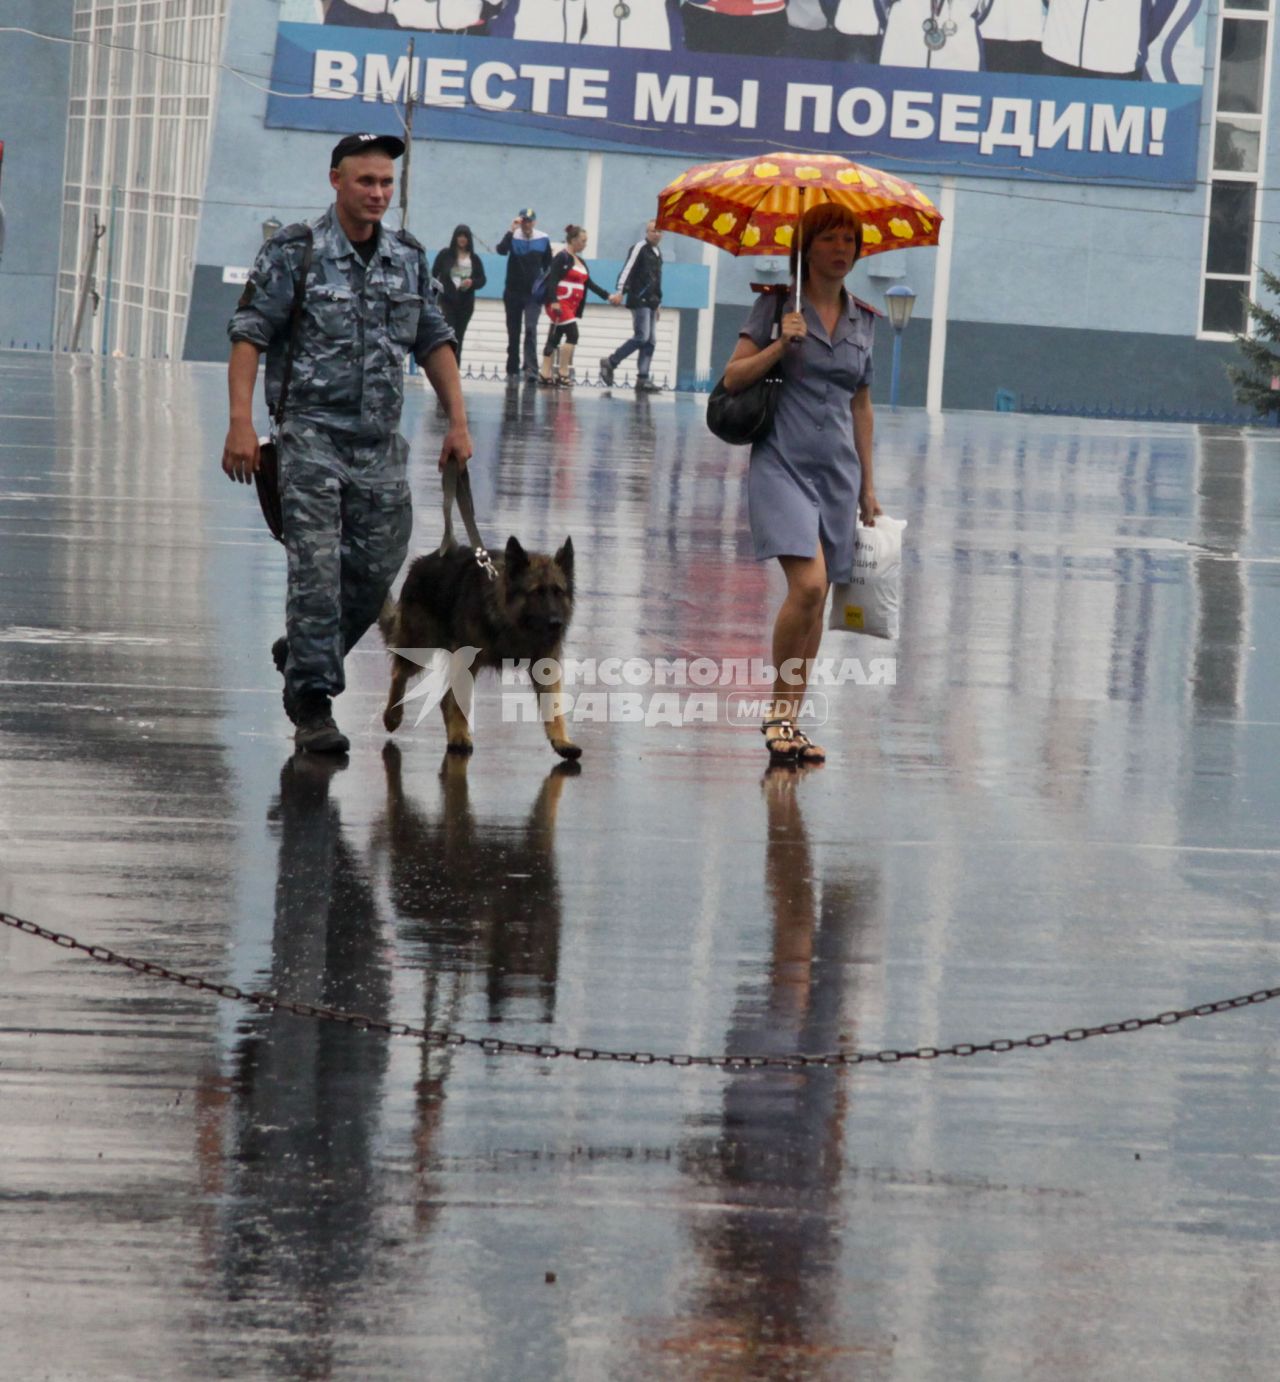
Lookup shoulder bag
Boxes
[705,291,788,447]
[254,228,314,543]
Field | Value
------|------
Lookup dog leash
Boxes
[439,457,498,581]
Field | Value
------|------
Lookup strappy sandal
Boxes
[790,728,826,764]
[761,717,800,765]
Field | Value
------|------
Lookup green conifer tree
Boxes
[1230,261,1280,419]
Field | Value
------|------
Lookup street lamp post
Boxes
[884,283,916,411]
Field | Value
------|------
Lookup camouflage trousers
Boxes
[280,421,412,704]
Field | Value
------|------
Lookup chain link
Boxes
[3,909,1278,1071]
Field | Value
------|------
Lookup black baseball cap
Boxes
[330,132,406,168]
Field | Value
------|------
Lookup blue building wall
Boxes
[0,0,1256,416]
[0,2,73,350]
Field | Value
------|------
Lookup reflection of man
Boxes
[599,220,664,394]
[496,208,553,381]
[223,133,472,754]
[215,755,391,1372]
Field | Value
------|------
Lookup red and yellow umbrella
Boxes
[655,151,941,259]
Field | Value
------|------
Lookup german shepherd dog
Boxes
[379,536,580,759]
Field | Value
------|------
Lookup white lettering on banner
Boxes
[568,67,609,118]
[695,77,742,127]
[313,50,357,100]
[688,658,719,687]
[1037,101,1088,151]
[561,657,594,686]
[596,657,623,686]
[363,53,411,105]
[740,80,760,129]
[519,64,566,114]
[471,60,517,111]
[868,658,897,685]
[939,92,982,144]
[890,91,935,141]
[424,57,467,108]
[622,658,651,687]
[634,72,689,124]
[652,657,686,686]
[785,83,832,134]
[1090,104,1145,155]
[837,88,886,137]
[979,97,1035,156]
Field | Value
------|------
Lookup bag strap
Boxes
[272,228,314,429]
[439,457,497,579]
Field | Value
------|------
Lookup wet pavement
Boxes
[2,349,1280,1380]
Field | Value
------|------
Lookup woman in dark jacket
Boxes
[431,225,486,362]
[538,225,611,387]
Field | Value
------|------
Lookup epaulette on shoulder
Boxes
[851,294,884,318]
[395,227,426,253]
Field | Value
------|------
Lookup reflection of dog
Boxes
[379,536,579,759]
[374,744,575,1023]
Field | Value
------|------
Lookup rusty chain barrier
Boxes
[3,909,1278,1071]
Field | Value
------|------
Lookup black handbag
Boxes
[253,229,314,543]
[705,292,787,446]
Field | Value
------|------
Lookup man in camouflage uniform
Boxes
[222,132,472,754]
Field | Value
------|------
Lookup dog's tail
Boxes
[377,596,400,648]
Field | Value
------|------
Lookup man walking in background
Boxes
[497,208,552,380]
[600,220,664,394]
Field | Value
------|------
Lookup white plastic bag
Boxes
[827,514,906,640]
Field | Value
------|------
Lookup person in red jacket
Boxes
[538,226,611,387]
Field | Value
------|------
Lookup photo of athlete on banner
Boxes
[290,0,1204,77]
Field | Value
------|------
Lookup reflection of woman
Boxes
[722,203,879,767]
[538,225,611,388]
[431,224,487,363]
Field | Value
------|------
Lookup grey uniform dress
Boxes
[740,288,875,582]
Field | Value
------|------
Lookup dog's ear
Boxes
[504,535,529,575]
[554,536,574,588]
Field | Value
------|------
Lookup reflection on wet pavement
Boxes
[2,353,1280,1379]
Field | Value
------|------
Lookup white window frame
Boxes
[54,0,226,359]
[1198,2,1274,341]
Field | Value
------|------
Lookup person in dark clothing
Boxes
[599,220,664,394]
[431,224,486,362]
[537,226,611,387]
[496,208,553,380]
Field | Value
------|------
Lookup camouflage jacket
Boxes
[228,206,455,438]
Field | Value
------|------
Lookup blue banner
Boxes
[264,18,1204,187]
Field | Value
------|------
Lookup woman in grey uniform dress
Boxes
[722,202,881,766]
